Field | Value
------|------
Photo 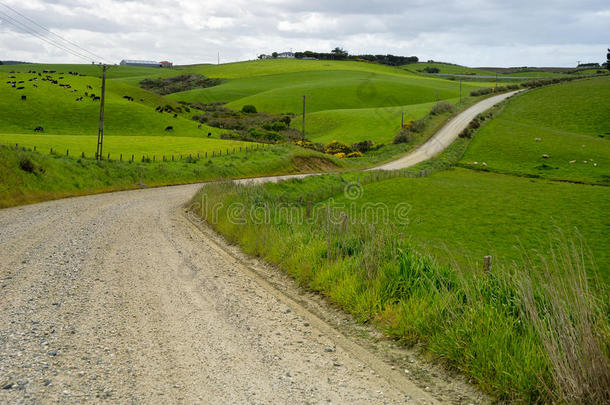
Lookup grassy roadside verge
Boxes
[189,173,609,403]
[187,86,609,402]
[0,144,340,208]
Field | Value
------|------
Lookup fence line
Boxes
[8,141,272,163]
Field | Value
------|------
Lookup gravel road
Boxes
[0,94,511,403]
[1,185,479,404]
[373,90,521,170]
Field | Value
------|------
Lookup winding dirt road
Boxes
[0,93,517,403]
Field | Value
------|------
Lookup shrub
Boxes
[409,118,427,133]
[271,121,288,131]
[459,128,473,138]
[347,151,363,158]
[393,129,414,144]
[333,152,346,159]
[351,140,374,153]
[241,105,257,114]
[470,87,493,97]
[423,66,440,73]
[324,141,352,155]
[19,157,37,173]
[430,101,456,115]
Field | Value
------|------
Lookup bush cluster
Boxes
[430,101,456,115]
[140,74,224,95]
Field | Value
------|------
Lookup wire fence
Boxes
[7,141,273,163]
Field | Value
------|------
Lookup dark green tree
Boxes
[607,48,610,71]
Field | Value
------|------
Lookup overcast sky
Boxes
[0,0,608,67]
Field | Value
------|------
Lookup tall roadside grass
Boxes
[190,180,609,403]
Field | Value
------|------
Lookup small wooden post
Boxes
[66,149,69,157]
[33,146,36,151]
[131,154,134,162]
[107,153,110,160]
[82,152,85,158]
[120,153,122,161]
[483,256,492,273]
[50,147,53,154]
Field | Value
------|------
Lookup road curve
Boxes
[0,93,514,403]
[373,90,521,171]
[0,185,485,404]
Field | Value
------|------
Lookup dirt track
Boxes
[0,94,517,403]
[0,185,489,404]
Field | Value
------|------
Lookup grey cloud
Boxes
[0,0,607,66]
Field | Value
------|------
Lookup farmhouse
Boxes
[160,61,173,68]
[277,52,295,59]
[119,59,161,67]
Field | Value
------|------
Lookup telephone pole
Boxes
[95,64,108,160]
[459,79,462,103]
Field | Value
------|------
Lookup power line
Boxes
[0,10,94,63]
[0,2,109,63]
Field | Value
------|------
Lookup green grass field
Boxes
[462,76,610,185]
[1,59,499,151]
[0,134,249,158]
[335,169,610,276]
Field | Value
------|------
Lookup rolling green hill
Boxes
[164,60,496,144]
[462,76,610,185]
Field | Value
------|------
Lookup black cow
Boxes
[16,87,24,90]
[165,126,174,131]
[92,96,101,101]
[21,95,26,101]
[207,132,212,137]
[34,126,44,132]
[173,113,178,118]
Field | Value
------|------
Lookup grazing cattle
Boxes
[165,126,174,131]
[84,92,88,96]
[18,81,24,83]
[207,132,211,137]
[173,113,178,118]
[140,98,144,102]
[198,124,202,129]
[122,95,134,101]
[76,97,83,101]
[92,96,101,101]
[569,160,576,164]
[155,105,162,111]
[542,154,549,159]
[21,95,26,101]
[34,126,44,132]
[535,138,541,142]
[16,87,24,90]
[33,84,38,88]
[87,85,93,90]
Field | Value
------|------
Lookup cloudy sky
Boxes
[0,0,608,67]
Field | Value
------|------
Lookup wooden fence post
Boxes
[484,256,492,273]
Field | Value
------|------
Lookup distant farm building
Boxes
[277,52,295,59]
[160,61,173,68]
[119,59,161,67]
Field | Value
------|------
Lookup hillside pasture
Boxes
[462,76,610,185]
[0,134,250,159]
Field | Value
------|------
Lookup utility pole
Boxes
[95,64,108,160]
[495,74,498,91]
[401,111,404,128]
[301,95,307,140]
[218,52,220,65]
[459,79,462,103]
